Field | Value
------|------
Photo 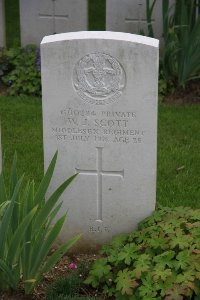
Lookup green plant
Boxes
[0,152,80,293]
[158,69,174,101]
[46,273,82,299]
[46,260,101,300]
[49,296,101,300]
[2,45,41,96]
[161,0,200,87]
[0,48,10,79]
[85,206,200,299]
[137,0,156,37]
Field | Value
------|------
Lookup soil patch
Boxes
[0,254,103,300]
[0,82,8,96]
[164,79,200,104]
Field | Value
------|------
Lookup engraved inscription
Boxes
[75,147,124,222]
[73,53,126,105]
[89,226,110,233]
[52,107,145,145]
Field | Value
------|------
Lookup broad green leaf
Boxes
[175,250,191,270]
[118,243,138,265]
[152,267,172,282]
[153,250,175,268]
[169,231,191,249]
[138,274,157,298]
[116,269,138,295]
[133,254,151,277]
[176,270,195,284]
[90,258,112,279]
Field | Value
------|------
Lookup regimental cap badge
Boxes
[73,52,126,105]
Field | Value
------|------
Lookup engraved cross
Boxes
[39,0,68,34]
[76,147,124,222]
[125,0,155,31]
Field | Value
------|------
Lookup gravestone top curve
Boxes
[41,31,159,48]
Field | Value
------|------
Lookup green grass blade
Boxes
[30,215,67,277]
[32,173,78,235]
[47,202,63,227]
[0,259,17,288]
[9,151,18,197]
[7,206,38,264]
[25,235,80,294]
[33,151,58,205]
[25,227,49,276]
[21,181,35,278]
[0,201,10,218]
[0,176,23,256]
[0,173,7,205]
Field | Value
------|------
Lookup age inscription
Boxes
[52,107,144,145]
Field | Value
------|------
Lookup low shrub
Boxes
[85,206,200,299]
[0,48,10,78]
[161,0,200,88]
[1,45,41,96]
[0,152,80,294]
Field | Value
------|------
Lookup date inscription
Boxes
[52,107,144,144]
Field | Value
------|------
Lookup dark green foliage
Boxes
[46,273,81,299]
[161,0,200,87]
[46,261,98,300]
[76,260,92,279]
[0,152,79,294]
[0,48,10,78]
[1,45,41,96]
[4,0,20,48]
[86,206,200,299]
[88,0,105,30]
[48,296,100,300]
[46,260,102,300]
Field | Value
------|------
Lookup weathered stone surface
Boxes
[0,0,5,47]
[106,0,174,41]
[20,0,88,46]
[41,31,159,252]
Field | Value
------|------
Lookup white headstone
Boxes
[41,31,159,252]
[19,0,88,46]
[106,0,174,41]
[0,0,5,47]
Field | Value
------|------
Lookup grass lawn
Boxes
[157,104,200,208]
[0,96,199,208]
[0,97,43,186]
